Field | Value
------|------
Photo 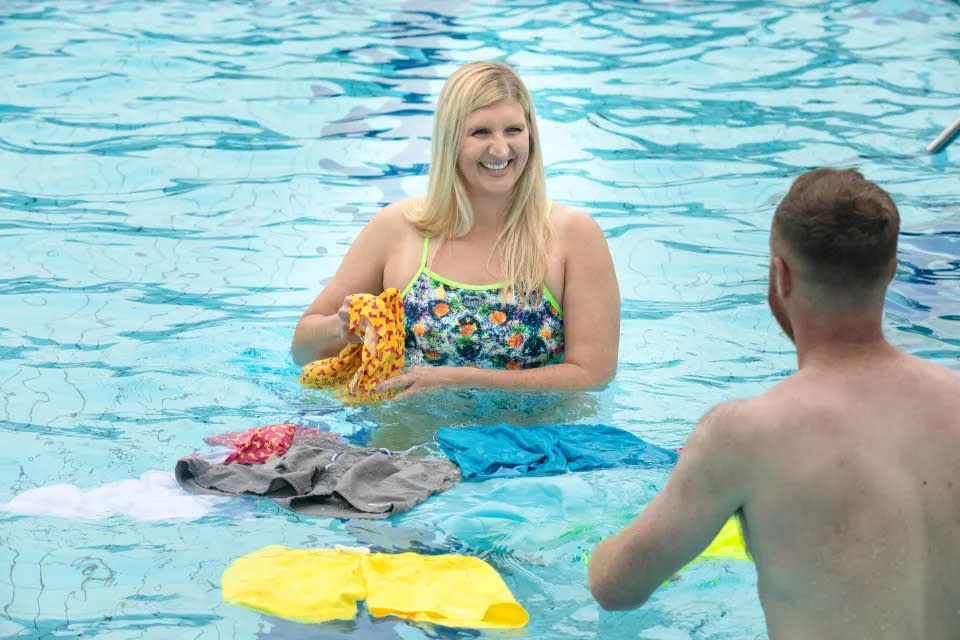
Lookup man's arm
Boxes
[589,402,754,610]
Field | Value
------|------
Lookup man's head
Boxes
[768,168,900,340]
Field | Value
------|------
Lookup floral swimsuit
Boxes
[401,238,564,370]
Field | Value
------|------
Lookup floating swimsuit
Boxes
[176,438,461,519]
[401,213,564,369]
[203,424,339,464]
[221,545,529,628]
[697,517,750,562]
[436,424,678,479]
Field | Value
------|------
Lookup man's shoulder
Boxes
[701,396,777,433]
[698,383,806,448]
[902,351,960,384]
[685,399,765,460]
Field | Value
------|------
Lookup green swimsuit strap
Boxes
[399,202,562,313]
[400,236,431,298]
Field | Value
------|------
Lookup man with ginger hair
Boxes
[589,168,960,638]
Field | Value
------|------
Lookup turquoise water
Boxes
[1,0,958,638]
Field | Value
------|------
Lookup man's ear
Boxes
[773,256,792,298]
[888,258,897,284]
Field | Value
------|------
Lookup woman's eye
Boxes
[472,129,489,135]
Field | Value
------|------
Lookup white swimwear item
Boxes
[0,470,246,522]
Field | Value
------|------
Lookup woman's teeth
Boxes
[481,160,509,170]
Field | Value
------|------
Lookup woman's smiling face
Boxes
[457,98,530,200]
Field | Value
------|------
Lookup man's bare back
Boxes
[589,169,959,638]
[737,348,960,638]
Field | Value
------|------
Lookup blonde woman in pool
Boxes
[291,61,619,400]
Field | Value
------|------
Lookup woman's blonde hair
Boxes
[407,61,550,303]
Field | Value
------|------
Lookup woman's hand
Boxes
[336,295,364,344]
[378,366,457,401]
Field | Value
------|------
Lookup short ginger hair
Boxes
[773,168,899,292]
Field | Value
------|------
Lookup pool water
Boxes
[1,0,957,638]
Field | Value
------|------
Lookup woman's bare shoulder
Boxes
[373,196,424,223]
[364,197,426,238]
[549,202,605,244]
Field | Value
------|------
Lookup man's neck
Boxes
[792,316,895,370]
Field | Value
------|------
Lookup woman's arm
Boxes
[290,203,405,366]
[380,208,620,398]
